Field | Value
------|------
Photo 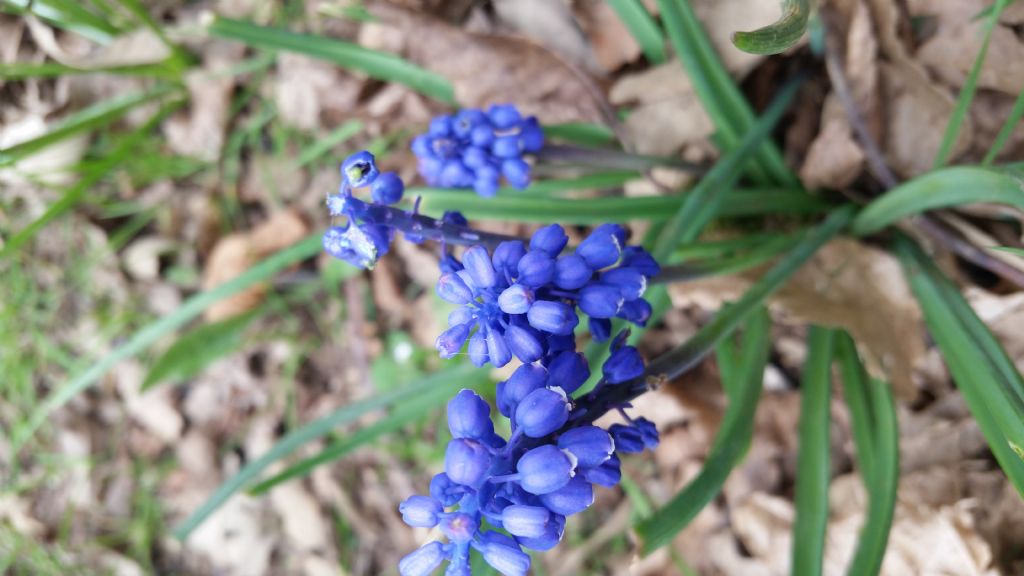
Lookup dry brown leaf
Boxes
[274,52,362,131]
[203,210,308,321]
[164,41,243,162]
[492,0,602,74]
[669,238,925,397]
[800,95,865,189]
[576,0,642,72]
[368,3,603,123]
[965,287,1024,374]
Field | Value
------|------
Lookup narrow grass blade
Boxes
[206,16,455,104]
[896,236,1024,495]
[983,88,1024,165]
[10,234,324,453]
[791,326,835,576]
[636,307,770,553]
[655,234,800,283]
[142,311,259,390]
[0,60,180,79]
[837,334,898,576]
[415,185,826,224]
[732,0,810,55]
[174,362,486,539]
[7,0,120,43]
[0,99,184,258]
[607,0,667,63]
[934,0,1013,168]
[851,165,1024,236]
[249,369,478,494]
[295,120,364,168]
[0,85,178,167]
[657,0,795,186]
[652,76,802,260]
[993,246,1024,257]
[541,122,616,146]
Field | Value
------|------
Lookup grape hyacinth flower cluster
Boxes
[411,104,544,197]
[398,350,659,576]
[434,223,660,368]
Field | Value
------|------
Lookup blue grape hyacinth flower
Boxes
[412,104,544,197]
[434,223,660,368]
[397,372,658,576]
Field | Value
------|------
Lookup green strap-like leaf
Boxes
[851,165,1024,236]
[142,311,260,390]
[732,0,810,55]
[791,326,835,576]
[206,16,456,104]
[173,363,488,539]
[636,307,770,553]
[607,0,667,63]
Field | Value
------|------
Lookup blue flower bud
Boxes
[410,134,433,158]
[417,156,444,184]
[497,363,547,417]
[471,124,495,147]
[557,426,614,468]
[462,245,497,289]
[501,505,550,538]
[448,306,475,327]
[488,104,522,129]
[399,495,442,528]
[603,346,644,384]
[429,473,464,506]
[582,453,621,487]
[448,389,493,440]
[514,513,565,551]
[441,160,474,188]
[577,224,626,269]
[437,272,475,305]
[526,301,578,335]
[492,241,527,280]
[546,351,590,394]
[635,417,659,449]
[473,164,500,197]
[370,171,404,205]
[436,322,472,359]
[553,254,593,290]
[589,317,612,343]
[477,532,530,576]
[454,109,487,137]
[539,476,594,516]
[515,387,569,438]
[445,438,491,487]
[486,327,513,368]
[492,135,523,158]
[505,324,543,363]
[398,541,447,576]
[520,117,544,152]
[601,267,647,299]
[456,268,479,293]
[621,246,661,277]
[609,424,644,453]
[443,211,469,227]
[341,151,379,187]
[530,224,568,256]
[429,115,453,137]
[461,146,489,169]
[440,512,478,544]
[545,333,576,356]
[498,284,534,314]
[517,251,555,287]
[502,158,531,189]
[516,445,576,495]
[468,330,489,367]
[617,298,653,326]
[579,283,624,318]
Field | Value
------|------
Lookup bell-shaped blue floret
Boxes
[520,117,544,152]
[429,115,453,136]
[617,298,653,326]
[514,513,565,551]
[577,226,623,269]
[492,135,523,158]
[462,146,489,169]
[514,387,569,438]
[399,495,442,528]
[398,541,447,576]
[589,317,612,343]
[485,328,513,368]
[498,284,533,314]
[437,272,475,305]
[526,301,578,335]
[488,104,523,129]
[621,246,661,277]
[342,150,379,188]
[454,108,487,137]
[516,445,576,495]
[501,505,550,538]
[582,453,621,487]
[429,473,464,507]
[445,438,491,487]
[579,283,624,318]
[557,426,614,468]
[546,351,590,395]
[609,424,645,454]
[370,171,404,205]
[530,224,568,256]
[635,417,659,449]
[476,532,530,576]
[492,240,527,280]
[462,245,497,289]
[474,165,500,197]
[505,324,543,363]
[447,389,493,440]
[497,363,547,417]
[441,160,474,188]
[603,346,645,384]
[468,331,489,367]
[601,267,647,300]
[539,476,594,516]
[516,250,555,288]
[553,254,593,290]
[436,322,472,359]
[502,158,531,189]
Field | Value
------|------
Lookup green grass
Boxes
[732,0,810,55]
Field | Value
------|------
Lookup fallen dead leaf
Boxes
[491,0,602,75]
[800,95,865,189]
[164,41,243,162]
[274,52,362,132]
[575,0,642,72]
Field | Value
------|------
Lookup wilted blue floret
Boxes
[412,104,544,196]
